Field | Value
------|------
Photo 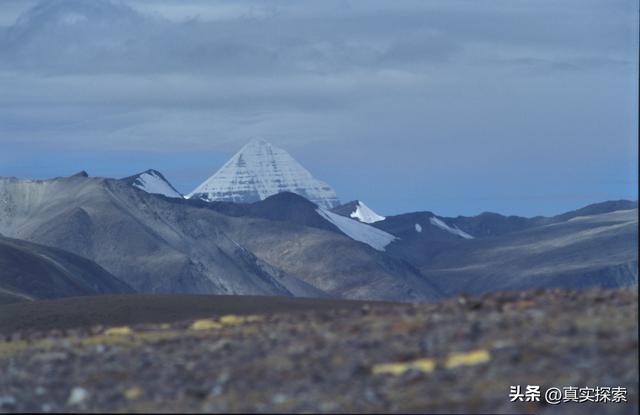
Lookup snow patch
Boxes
[133,171,183,199]
[316,208,396,251]
[350,201,385,224]
[429,217,474,239]
[415,223,422,233]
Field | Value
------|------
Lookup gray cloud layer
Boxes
[0,0,637,215]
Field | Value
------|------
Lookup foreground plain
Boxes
[0,288,637,413]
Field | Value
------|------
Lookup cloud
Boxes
[1,0,632,77]
[0,0,636,216]
[0,0,452,75]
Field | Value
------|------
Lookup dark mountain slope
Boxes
[446,212,536,238]
[196,192,340,233]
[0,235,133,304]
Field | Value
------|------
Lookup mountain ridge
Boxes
[0,169,636,301]
[0,175,442,301]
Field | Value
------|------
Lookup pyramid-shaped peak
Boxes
[188,139,340,208]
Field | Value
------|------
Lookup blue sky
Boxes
[0,0,637,216]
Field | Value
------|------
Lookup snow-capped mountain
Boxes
[121,169,183,199]
[332,200,385,224]
[187,139,340,208]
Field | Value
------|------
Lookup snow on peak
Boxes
[349,201,385,224]
[415,223,422,233]
[429,216,474,239]
[316,208,396,251]
[130,170,183,199]
[188,139,340,208]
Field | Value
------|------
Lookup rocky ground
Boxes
[0,288,637,413]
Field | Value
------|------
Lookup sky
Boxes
[0,0,637,217]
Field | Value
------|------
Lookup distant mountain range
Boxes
[0,139,636,303]
[420,208,638,295]
[363,202,637,294]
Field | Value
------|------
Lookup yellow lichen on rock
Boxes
[444,349,491,369]
[244,315,264,323]
[372,358,436,375]
[372,349,491,376]
[190,315,263,329]
[104,326,133,336]
[0,339,37,359]
[124,386,143,400]
[190,319,223,331]
[219,315,246,325]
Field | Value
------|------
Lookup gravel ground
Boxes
[0,288,637,414]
